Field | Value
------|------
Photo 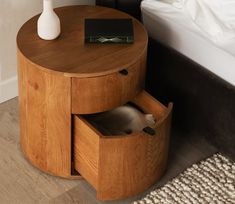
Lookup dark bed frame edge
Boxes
[96,0,235,160]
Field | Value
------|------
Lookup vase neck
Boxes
[43,0,53,12]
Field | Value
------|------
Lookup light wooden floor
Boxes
[0,98,217,204]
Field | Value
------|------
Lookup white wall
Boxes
[0,0,95,103]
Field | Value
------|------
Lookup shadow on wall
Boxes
[0,0,95,103]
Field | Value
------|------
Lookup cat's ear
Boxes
[145,114,156,125]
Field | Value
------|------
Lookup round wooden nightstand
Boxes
[17,5,172,201]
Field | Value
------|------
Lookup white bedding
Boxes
[184,0,235,43]
[141,0,235,86]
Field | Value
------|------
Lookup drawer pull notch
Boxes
[119,69,128,75]
[143,126,156,136]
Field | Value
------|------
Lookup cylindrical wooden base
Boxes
[16,5,172,201]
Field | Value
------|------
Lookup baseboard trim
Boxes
[0,76,18,104]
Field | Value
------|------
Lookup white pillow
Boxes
[184,0,235,42]
[172,0,185,9]
[153,0,235,42]
[156,0,185,9]
[218,0,235,29]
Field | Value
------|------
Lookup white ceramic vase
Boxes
[37,0,61,40]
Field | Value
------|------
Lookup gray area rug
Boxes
[134,154,235,204]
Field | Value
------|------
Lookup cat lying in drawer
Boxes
[84,104,156,136]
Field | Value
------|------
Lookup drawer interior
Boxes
[82,102,156,136]
[73,91,173,200]
[80,91,169,137]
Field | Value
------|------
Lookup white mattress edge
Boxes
[141,7,235,86]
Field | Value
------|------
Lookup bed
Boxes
[96,0,235,160]
[141,0,235,86]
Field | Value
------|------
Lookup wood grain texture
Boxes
[17,50,76,178]
[74,116,99,188]
[0,99,80,203]
[50,128,218,204]
[74,91,173,200]
[17,5,148,180]
[16,5,148,78]
[72,54,146,114]
[0,98,218,203]
[97,92,173,200]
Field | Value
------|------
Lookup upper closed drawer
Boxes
[72,55,146,114]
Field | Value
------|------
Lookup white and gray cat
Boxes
[84,104,156,136]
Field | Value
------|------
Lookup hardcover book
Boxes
[85,19,134,44]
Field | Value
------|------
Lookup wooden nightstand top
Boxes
[17,5,148,78]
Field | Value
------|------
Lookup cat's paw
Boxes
[145,114,156,125]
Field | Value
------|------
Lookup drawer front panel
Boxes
[97,92,173,200]
[71,56,146,114]
[73,91,173,200]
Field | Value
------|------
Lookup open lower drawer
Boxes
[73,91,173,200]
